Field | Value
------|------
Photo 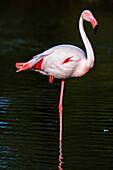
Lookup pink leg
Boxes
[59,79,65,142]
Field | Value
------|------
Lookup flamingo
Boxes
[15,10,98,142]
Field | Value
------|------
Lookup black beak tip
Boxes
[94,25,98,34]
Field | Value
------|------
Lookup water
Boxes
[0,0,113,169]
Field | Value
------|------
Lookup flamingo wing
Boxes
[39,45,86,79]
[31,48,55,68]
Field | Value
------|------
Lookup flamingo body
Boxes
[16,44,89,79]
[15,10,98,142]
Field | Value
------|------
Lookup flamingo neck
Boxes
[79,16,95,68]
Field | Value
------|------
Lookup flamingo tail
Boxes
[15,58,54,83]
[15,58,43,72]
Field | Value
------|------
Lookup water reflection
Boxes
[0,97,11,113]
[0,93,64,169]
[0,98,16,169]
[58,141,63,170]
[0,95,60,169]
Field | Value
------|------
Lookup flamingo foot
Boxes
[49,75,54,83]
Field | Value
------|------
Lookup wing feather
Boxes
[31,48,55,67]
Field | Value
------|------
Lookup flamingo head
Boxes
[82,10,98,34]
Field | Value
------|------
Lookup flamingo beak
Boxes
[89,16,98,34]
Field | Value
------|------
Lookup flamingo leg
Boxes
[59,79,65,142]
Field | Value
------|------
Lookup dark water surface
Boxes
[0,0,113,169]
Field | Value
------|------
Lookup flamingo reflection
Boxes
[58,141,63,170]
[58,118,64,170]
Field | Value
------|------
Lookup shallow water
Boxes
[0,0,113,169]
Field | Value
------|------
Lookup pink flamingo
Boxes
[16,10,98,142]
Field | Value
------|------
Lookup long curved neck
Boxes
[79,15,94,68]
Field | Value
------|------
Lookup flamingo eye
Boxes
[86,13,89,16]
